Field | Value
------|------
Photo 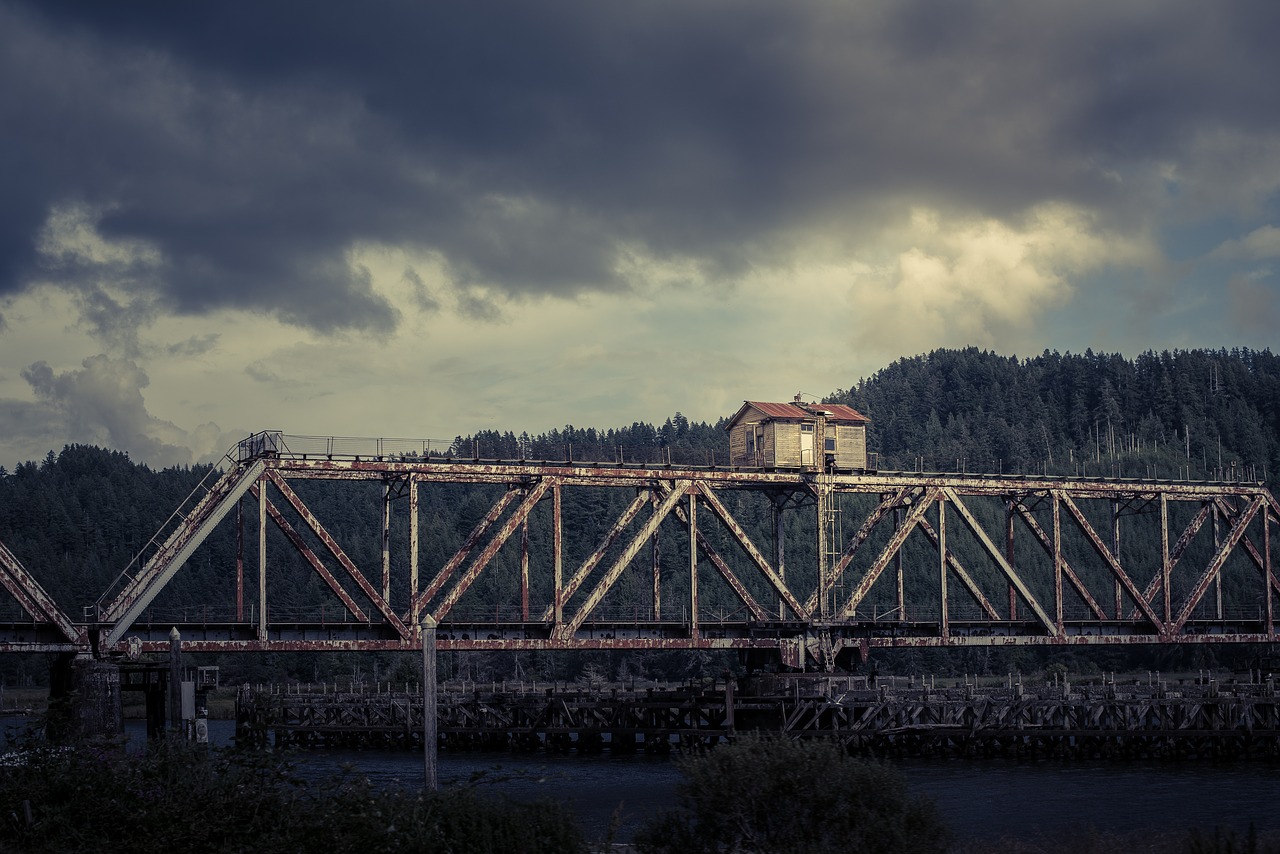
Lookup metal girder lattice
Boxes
[52,432,1276,666]
[0,538,84,651]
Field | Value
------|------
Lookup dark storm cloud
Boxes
[3,1,1280,333]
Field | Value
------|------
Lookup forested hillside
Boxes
[836,347,1279,485]
[0,347,1276,684]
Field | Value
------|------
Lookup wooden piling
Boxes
[422,615,437,791]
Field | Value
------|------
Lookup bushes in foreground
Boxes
[0,741,585,854]
[5,734,1279,854]
[633,735,950,854]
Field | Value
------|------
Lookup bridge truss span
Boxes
[72,432,1279,668]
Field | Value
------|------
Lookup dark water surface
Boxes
[127,720,1280,844]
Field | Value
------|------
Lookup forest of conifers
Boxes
[1,347,1277,685]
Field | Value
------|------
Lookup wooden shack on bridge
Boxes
[725,397,871,471]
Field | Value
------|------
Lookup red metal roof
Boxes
[727,400,870,428]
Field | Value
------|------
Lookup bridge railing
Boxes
[236,432,737,468]
[91,442,245,621]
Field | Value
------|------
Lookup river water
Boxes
[120,720,1280,844]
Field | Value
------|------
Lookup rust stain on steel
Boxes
[264,470,410,639]
[669,497,770,623]
[941,488,1059,634]
[250,484,369,622]
[1214,496,1280,597]
[101,459,266,627]
[0,540,83,644]
[691,483,808,620]
[113,624,1280,656]
[1171,495,1264,633]
[1056,493,1166,630]
[915,516,1001,620]
[432,480,553,622]
[838,488,939,619]
[540,489,650,622]
[1155,503,1214,598]
[1011,500,1109,621]
[413,488,518,615]
[555,481,691,641]
[45,447,1278,660]
[807,486,915,615]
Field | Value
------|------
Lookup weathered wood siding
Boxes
[729,424,748,465]
[834,424,867,469]
[772,422,802,467]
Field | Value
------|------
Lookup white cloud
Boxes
[829,204,1158,357]
[1211,225,1280,261]
[18,354,224,468]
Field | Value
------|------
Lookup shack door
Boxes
[800,423,814,466]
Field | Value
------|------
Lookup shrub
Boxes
[0,740,585,853]
[633,735,949,854]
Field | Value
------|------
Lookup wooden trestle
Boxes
[235,675,1280,760]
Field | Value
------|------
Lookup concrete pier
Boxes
[69,658,123,743]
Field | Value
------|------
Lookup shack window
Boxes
[801,423,814,433]
[825,437,836,451]
[745,424,757,455]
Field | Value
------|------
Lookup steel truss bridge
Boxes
[1,431,1277,669]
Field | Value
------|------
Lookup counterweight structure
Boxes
[1,431,1277,669]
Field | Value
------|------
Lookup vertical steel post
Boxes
[689,492,699,640]
[1005,499,1016,621]
[520,518,530,622]
[553,483,563,627]
[421,615,438,791]
[938,494,948,638]
[817,482,829,621]
[382,481,392,603]
[1052,492,1063,634]
[1213,503,1223,621]
[1112,499,1122,621]
[1265,504,1274,637]
[409,479,420,626]
[896,504,906,621]
[776,497,787,621]
[258,478,267,642]
[1161,494,1171,628]
[236,497,244,623]
[652,492,662,621]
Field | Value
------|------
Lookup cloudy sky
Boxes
[1,1,1278,469]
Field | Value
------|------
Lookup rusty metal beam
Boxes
[1056,494,1164,630]
[916,516,1001,620]
[670,494,770,623]
[691,483,809,621]
[250,484,370,622]
[101,459,267,648]
[264,471,410,639]
[837,488,939,619]
[940,487,1057,634]
[1129,502,1212,620]
[1213,497,1280,599]
[807,487,914,615]
[432,479,554,622]
[0,540,82,645]
[556,481,691,640]
[35,446,1274,657]
[1171,495,1264,634]
[1011,502,1108,621]
[413,488,519,615]
[539,489,650,622]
